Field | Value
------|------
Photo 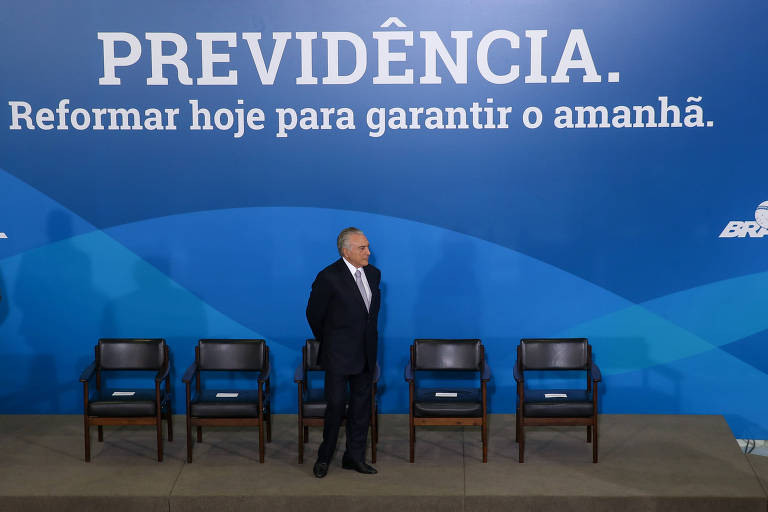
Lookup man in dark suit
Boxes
[306,227,381,478]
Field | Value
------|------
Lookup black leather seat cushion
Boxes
[301,389,349,418]
[523,389,593,417]
[190,390,265,418]
[413,388,482,418]
[88,389,163,416]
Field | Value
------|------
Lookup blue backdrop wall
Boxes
[1,1,768,438]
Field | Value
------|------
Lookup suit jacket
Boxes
[306,258,381,375]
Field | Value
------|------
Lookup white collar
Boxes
[342,257,364,276]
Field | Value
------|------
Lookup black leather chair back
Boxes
[520,338,588,370]
[198,339,267,371]
[413,339,482,371]
[304,339,323,371]
[98,338,166,370]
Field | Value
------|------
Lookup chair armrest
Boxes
[513,361,523,382]
[374,362,381,383]
[480,357,491,382]
[258,356,271,383]
[182,361,198,384]
[404,361,414,382]
[591,362,602,382]
[79,361,97,383]
[294,363,305,383]
[155,363,171,383]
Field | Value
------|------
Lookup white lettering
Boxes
[242,32,291,85]
[420,31,471,84]
[295,32,318,85]
[98,32,141,85]
[197,33,237,85]
[719,222,744,238]
[523,106,542,129]
[525,30,548,84]
[146,32,193,86]
[372,31,412,84]
[9,101,33,130]
[477,30,520,84]
[323,32,367,84]
[552,29,601,84]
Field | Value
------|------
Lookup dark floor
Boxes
[0,414,765,512]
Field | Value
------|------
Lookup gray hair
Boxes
[337,227,363,256]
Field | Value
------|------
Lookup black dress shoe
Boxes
[313,460,329,478]
[342,457,378,474]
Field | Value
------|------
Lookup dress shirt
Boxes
[342,257,371,305]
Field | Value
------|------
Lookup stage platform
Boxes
[0,414,765,512]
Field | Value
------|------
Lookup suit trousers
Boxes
[317,368,372,464]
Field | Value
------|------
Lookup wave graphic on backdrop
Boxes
[1,168,768,436]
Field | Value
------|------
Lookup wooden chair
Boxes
[514,338,602,463]
[294,339,379,464]
[404,339,491,463]
[182,339,272,463]
[80,338,172,462]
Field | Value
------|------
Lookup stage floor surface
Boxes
[0,414,766,512]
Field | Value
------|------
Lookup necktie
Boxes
[355,269,370,312]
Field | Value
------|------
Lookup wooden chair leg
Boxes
[593,420,599,463]
[298,420,304,464]
[84,419,91,462]
[482,420,488,463]
[515,410,519,443]
[97,425,103,442]
[186,415,193,463]
[266,412,272,443]
[258,415,265,463]
[197,426,202,442]
[303,425,309,443]
[83,383,91,462]
[156,419,164,462]
[409,425,415,463]
[167,403,173,442]
[518,424,525,463]
[587,425,592,443]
